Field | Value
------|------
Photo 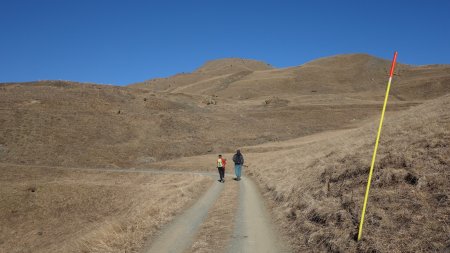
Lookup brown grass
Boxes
[0,166,211,253]
[3,54,447,169]
[246,95,450,252]
[1,54,449,252]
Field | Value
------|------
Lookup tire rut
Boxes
[142,181,224,253]
[227,177,287,253]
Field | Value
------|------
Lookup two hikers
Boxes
[216,150,245,182]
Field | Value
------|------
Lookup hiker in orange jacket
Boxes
[217,154,227,183]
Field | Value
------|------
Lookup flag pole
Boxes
[357,51,398,241]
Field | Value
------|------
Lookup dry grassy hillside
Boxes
[131,54,450,101]
[246,95,450,252]
[4,55,438,169]
[0,81,211,167]
[0,53,449,253]
[130,58,272,92]
[0,165,211,253]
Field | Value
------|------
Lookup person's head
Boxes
[236,149,241,155]
[218,154,222,158]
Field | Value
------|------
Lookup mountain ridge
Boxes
[129,53,450,101]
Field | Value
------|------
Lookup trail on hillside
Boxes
[139,173,285,252]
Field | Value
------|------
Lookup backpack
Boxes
[233,154,243,164]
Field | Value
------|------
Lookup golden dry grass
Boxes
[0,166,211,253]
[1,54,449,252]
[2,54,448,169]
[246,95,450,252]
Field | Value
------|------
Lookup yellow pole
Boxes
[358,51,398,241]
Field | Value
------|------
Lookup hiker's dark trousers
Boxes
[218,167,225,180]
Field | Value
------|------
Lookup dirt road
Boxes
[227,177,286,253]
[143,174,286,253]
[143,181,224,253]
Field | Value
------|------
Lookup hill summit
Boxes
[194,58,273,75]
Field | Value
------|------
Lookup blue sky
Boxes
[1,0,449,85]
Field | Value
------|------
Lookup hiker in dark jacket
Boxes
[232,149,244,181]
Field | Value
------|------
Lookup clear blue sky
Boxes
[1,1,449,85]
